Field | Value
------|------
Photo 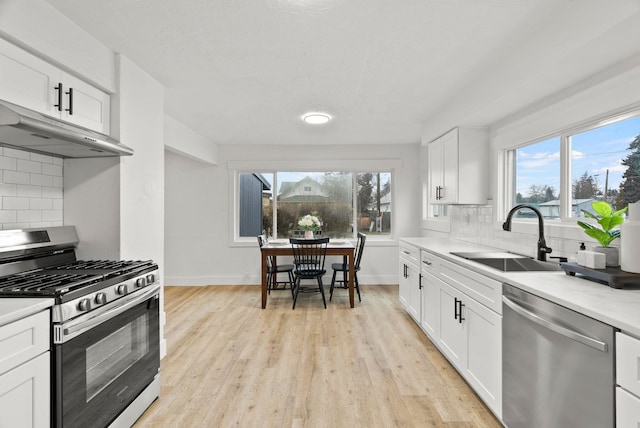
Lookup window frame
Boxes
[501,108,640,225]
[228,159,401,246]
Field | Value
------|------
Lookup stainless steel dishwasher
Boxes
[502,283,615,428]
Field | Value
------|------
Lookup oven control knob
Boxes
[116,284,128,295]
[78,298,91,312]
[136,278,146,288]
[95,293,107,305]
[146,274,156,285]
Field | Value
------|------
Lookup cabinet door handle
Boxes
[419,273,422,290]
[54,83,63,111]
[65,87,73,115]
[422,260,432,266]
[454,297,465,323]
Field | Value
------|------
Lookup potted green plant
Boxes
[577,201,627,266]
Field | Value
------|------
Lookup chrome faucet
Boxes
[502,204,552,261]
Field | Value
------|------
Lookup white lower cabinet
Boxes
[399,243,502,419]
[0,309,50,428]
[0,352,50,428]
[399,243,421,322]
[616,332,640,427]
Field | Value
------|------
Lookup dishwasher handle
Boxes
[502,295,608,352]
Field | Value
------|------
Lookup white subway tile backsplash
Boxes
[0,156,16,171]
[0,148,63,229]
[17,159,42,174]
[3,170,30,185]
[42,163,63,176]
[17,184,42,198]
[0,211,16,223]
[3,197,30,210]
[29,153,54,164]
[0,183,16,197]
[30,173,53,187]
[42,210,62,221]
[42,187,63,199]
[30,198,53,210]
[17,210,42,222]
[3,147,31,160]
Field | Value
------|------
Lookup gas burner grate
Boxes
[52,260,149,270]
[0,272,102,296]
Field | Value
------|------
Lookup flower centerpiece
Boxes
[298,214,321,239]
[577,201,627,266]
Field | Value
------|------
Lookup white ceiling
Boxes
[44,0,640,146]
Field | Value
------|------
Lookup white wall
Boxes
[164,115,218,165]
[164,143,421,286]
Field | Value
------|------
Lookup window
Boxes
[506,111,640,221]
[512,136,560,219]
[238,171,392,239]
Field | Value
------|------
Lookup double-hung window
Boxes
[506,111,640,221]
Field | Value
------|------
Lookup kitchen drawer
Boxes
[0,310,50,376]
[617,386,640,428]
[399,242,420,266]
[439,258,502,314]
[420,251,439,275]
[617,332,640,397]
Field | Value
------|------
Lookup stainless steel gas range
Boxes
[0,226,160,428]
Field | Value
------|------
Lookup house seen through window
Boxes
[238,171,392,239]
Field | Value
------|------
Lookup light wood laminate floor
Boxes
[134,285,501,427]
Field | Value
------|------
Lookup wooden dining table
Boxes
[260,240,356,308]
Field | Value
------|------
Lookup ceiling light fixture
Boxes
[302,112,331,125]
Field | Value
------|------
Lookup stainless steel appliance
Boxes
[0,99,134,158]
[0,226,160,428]
[502,283,615,428]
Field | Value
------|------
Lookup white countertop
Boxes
[400,237,640,337]
[0,298,54,327]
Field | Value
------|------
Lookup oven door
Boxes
[53,285,160,428]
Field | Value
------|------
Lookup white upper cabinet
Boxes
[427,127,489,205]
[0,37,110,134]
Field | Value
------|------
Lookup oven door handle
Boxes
[60,284,160,342]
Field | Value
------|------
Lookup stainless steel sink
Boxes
[450,252,562,272]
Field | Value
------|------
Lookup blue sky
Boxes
[516,115,640,198]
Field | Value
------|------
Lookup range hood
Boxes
[0,99,133,158]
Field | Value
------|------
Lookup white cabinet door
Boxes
[437,279,502,417]
[0,38,110,134]
[420,270,440,340]
[426,127,489,205]
[0,38,59,117]
[428,136,445,204]
[441,128,459,204]
[464,295,502,417]
[617,387,640,428]
[60,73,111,134]
[399,259,421,322]
[438,281,466,369]
[0,351,50,428]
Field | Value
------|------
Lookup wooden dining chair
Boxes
[257,235,295,294]
[289,237,330,309]
[330,232,366,302]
